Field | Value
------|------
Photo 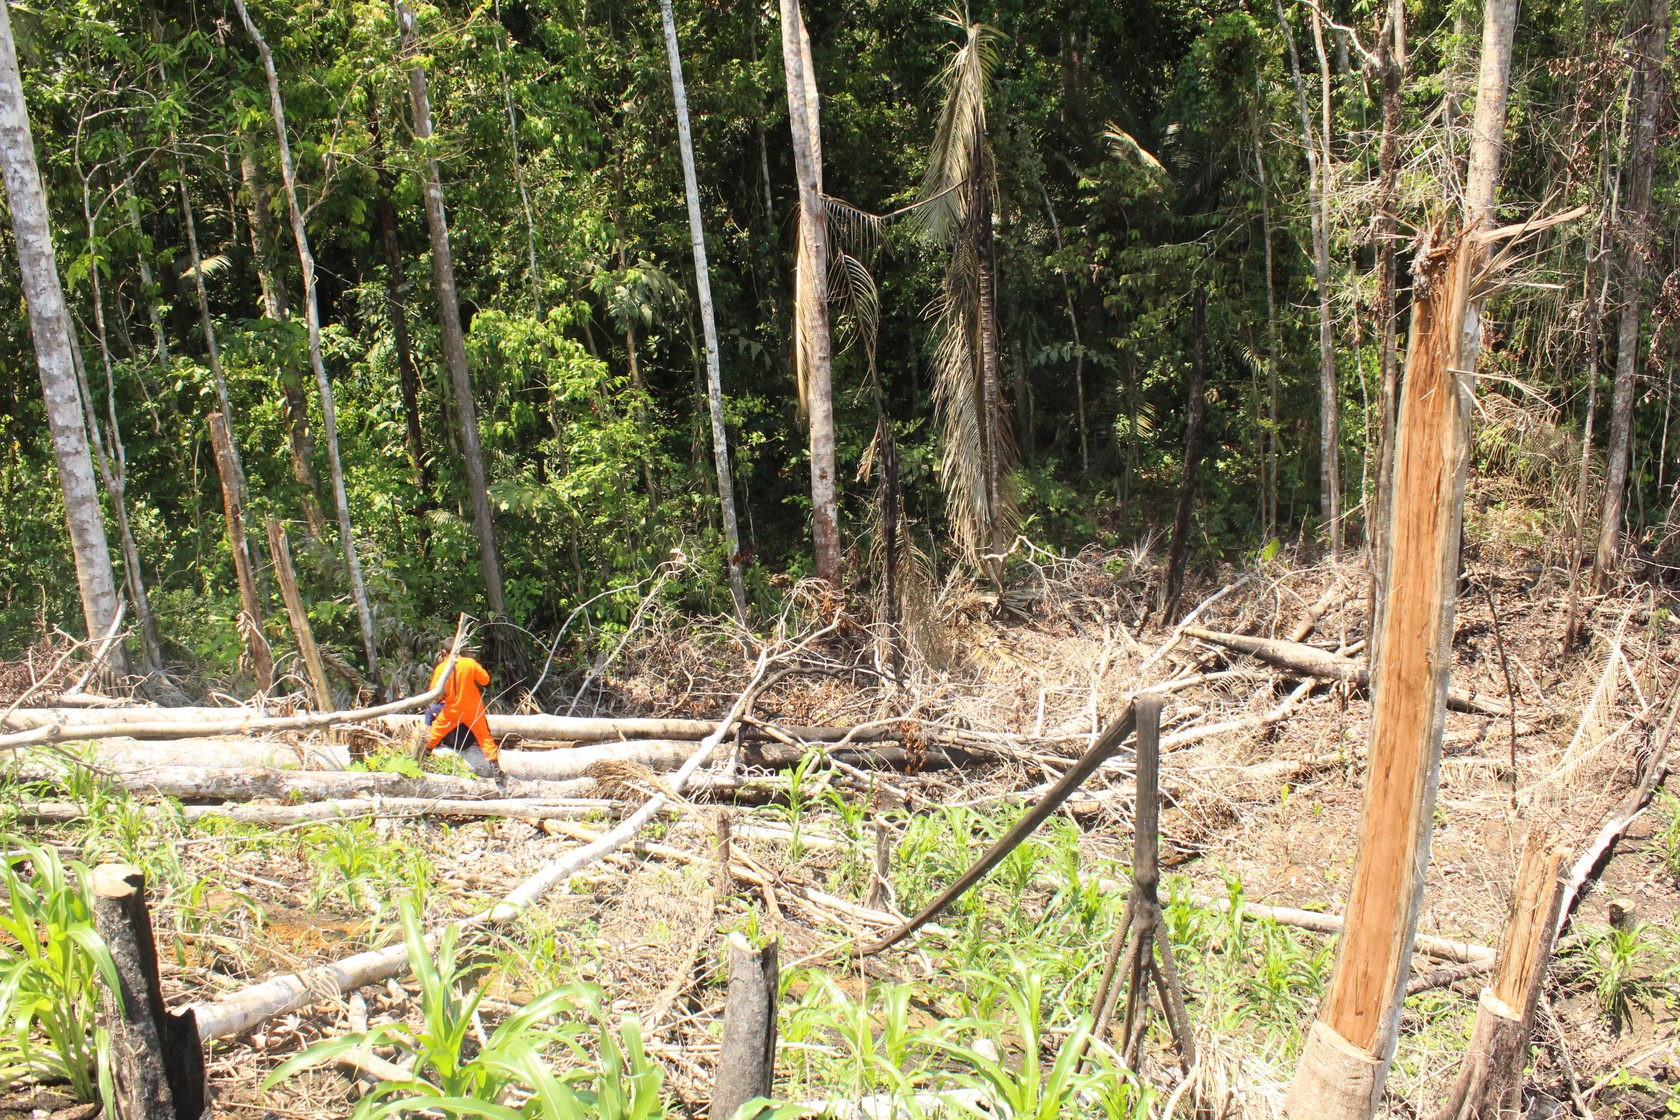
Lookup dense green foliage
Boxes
[0,0,1672,683]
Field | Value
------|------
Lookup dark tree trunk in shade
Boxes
[1161,284,1208,623]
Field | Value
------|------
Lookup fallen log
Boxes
[1188,893,1495,966]
[1183,627,1512,718]
[16,796,626,827]
[187,644,783,1040]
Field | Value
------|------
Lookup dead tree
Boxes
[209,412,273,692]
[1089,692,1195,1072]
[266,516,334,708]
[1284,230,1477,1118]
[713,932,779,1120]
[91,864,208,1119]
[1434,835,1568,1120]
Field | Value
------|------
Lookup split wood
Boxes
[1088,693,1195,1073]
[1434,832,1569,1120]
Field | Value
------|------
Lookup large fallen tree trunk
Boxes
[17,797,625,826]
[1183,628,1511,718]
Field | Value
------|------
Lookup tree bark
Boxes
[1565,248,1613,651]
[239,137,327,540]
[266,516,335,708]
[177,164,249,513]
[661,0,748,620]
[1274,0,1341,557]
[779,0,841,587]
[90,864,207,1120]
[713,932,780,1120]
[398,1,507,617]
[208,412,274,691]
[1161,285,1208,622]
[1594,0,1669,587]
[0,1,127,672]
[233,0,382,688]
[370,110,428,492]
[1285,234,1476,1120]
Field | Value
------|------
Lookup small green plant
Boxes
[1654,791,1680,882]
[1562,922,1658,1030]
[271,898,670,1118]
[303,819,433,923]
[0,842,121,1102]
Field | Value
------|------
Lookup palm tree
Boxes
[919,14,1017,583]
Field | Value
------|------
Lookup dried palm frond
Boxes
[918,15,1018,578]
[180,252,233,282]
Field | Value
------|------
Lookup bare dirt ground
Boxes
[6,537,1679,1118]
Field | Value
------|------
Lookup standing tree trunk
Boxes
[177,164,250,508]
[1369,0,1406,634]
[660,0,748,620]
[0,0,127,672]
[1252,88,1280,540]
[75,170,162,673]
[233,0,383,689]
[492,0,542,315]
[779,0,841,587]
[1287,2,1514,1113]
[370,109,427,492]
[1274,0,1341,557]
[398,1,507,618]
[1161,284,1208,623]
[239,138,327,540]
[1565,245,1613,651]
[209,412,274,692]
[1594,0,1669,588]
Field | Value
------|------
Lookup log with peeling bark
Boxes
[1183,628,1511,718]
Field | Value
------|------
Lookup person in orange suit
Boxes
[421,642,506,787]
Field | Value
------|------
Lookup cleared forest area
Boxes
[3,536,1676,1119]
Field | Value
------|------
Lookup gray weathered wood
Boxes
[713,932,780,1120]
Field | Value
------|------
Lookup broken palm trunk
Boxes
[1089,693,1195,1072]
[1434,834,1568,1120]
[713,933,780,1120]
[1284,229,1475,1119]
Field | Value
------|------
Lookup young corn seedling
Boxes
[0,842,121,1103]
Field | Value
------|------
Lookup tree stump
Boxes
[713,932,779,1120]
[90,864,208,1120]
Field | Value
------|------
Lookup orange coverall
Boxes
[425,656,498,762]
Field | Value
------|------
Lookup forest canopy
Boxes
[0,0,1670,693]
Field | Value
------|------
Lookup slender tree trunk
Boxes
[661,0,748,620]
[370,111,427,492]
[1369,0,1406,634]
[1253,90,1281,540]
[1040,188,1088,473]
[492,0,542,315]
[177,162,249,508]
[972,137,1010,582]
[780,0,840,586]
[1565,244,1612,651]
[233,0,382,688]
[1594,0,1669,587]
[398,1,507,617]
[123,181,169,368]
[1275,0,1341,557]
[209,411,274,692]
[239,139,326,540]
[75,175,162,673]
[0,2,127,672]
[1161,284,1208,622]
